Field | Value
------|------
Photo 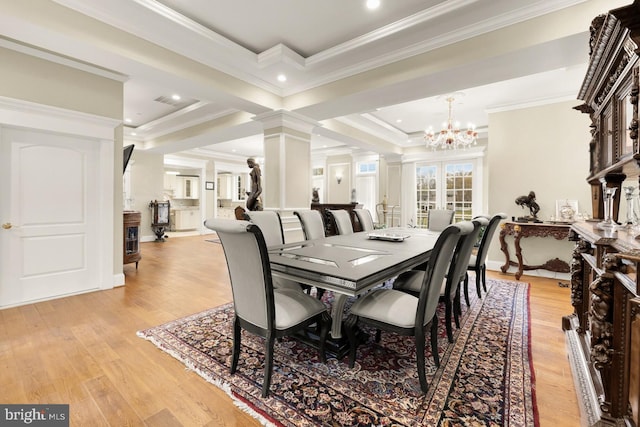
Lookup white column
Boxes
[253,110,320,210]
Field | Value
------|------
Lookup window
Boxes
[357,162,377,174]
[416,160,475,228]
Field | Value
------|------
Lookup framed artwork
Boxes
[205,181,215,190]
[555,199,578,221]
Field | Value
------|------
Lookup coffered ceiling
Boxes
[1,0,630,161]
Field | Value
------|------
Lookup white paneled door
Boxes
[0,127,101,308]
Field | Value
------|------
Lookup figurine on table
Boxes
[515,191,541,222]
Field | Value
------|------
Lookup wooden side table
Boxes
[499,221,570,280]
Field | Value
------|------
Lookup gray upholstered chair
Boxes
[393,217,488,342]
[244,211,302,291]
[427,208,455,231]
[328,209,354,235]
[344,222,472,393]
[464,212,507,304]
[354,208,375,232]
[203,218,330,398]
[293,209,327,299]
[294,209,325,240]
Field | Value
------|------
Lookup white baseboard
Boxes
[114,273,125,287]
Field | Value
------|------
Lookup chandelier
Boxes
[424,95,478,149]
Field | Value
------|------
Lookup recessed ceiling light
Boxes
[231,149,237,153]
[171,94,181,101]
[396,119,402,123]
[125,118,132,123]
[366,0,380,10]
[131,132,137,136]
[277,74,287,82]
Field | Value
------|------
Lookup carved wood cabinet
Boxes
[123,211,141,268]
[567,2,640,426]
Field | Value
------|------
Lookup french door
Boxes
[416,160,476,228]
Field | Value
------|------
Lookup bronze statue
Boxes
[246,157,263,211]
[515,191,540,221]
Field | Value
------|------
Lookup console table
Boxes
[499,221,570,280]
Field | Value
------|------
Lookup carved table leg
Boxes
[499,225,511,273]
[514,228,524,280]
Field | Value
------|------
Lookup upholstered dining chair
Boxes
[328,209,354,235]
[393,217,488,342]
[244,211,303,292]
[293,209,326,240]
[464,212,507,305]
[293,209,327,299]
[344,222,472,393]
[354,208,375,232]
[203,218,330,398]
[427,208,455,232]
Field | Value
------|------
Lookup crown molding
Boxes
[53,0,589,99]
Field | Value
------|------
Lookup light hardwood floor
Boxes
[0,235,579,426]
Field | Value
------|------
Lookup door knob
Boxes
[2,223,12,229]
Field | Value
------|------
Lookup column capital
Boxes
[252,109,321,134]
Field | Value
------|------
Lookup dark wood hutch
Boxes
[568,1,640,426]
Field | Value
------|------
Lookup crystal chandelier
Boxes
[424,95,478,149]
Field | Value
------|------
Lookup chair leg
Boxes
[375,329,381,343]
[317,311,331,363]
[481,265,487,292]
[475,267,482,299]
[230,317,241,374]
[430,317,440,368]
[445,299,453,343]
[344,314,359,368]
[453,286,462,329]
[463,272,471,307]
[415,328,428,393]
[316,288,325,300]
[262,334,276,398]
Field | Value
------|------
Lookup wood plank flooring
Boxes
[0,235,579,426]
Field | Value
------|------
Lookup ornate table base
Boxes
[499,221,570,280]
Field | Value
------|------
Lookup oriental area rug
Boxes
[138,279,537,426]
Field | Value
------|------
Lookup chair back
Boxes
[244,210,285,247]
[328,209,354,235]
[417,222,472,327]
[204,219,273,331]
[444,218,488,300]
[354,209,375,231]
[427,209,455,231]
[294,210,325,240]
[473,213,507,267]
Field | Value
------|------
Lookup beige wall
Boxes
[326,155,353,203]
[0,46,124,278]
[129,148,167,241]
[486,100,592,274]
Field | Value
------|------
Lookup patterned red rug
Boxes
[138,279,537,426]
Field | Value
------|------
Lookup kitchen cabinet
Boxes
[164,173,177,192]
[173,209,199,231]
[175,175,199,199]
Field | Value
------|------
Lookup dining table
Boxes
[268,227,441,346]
